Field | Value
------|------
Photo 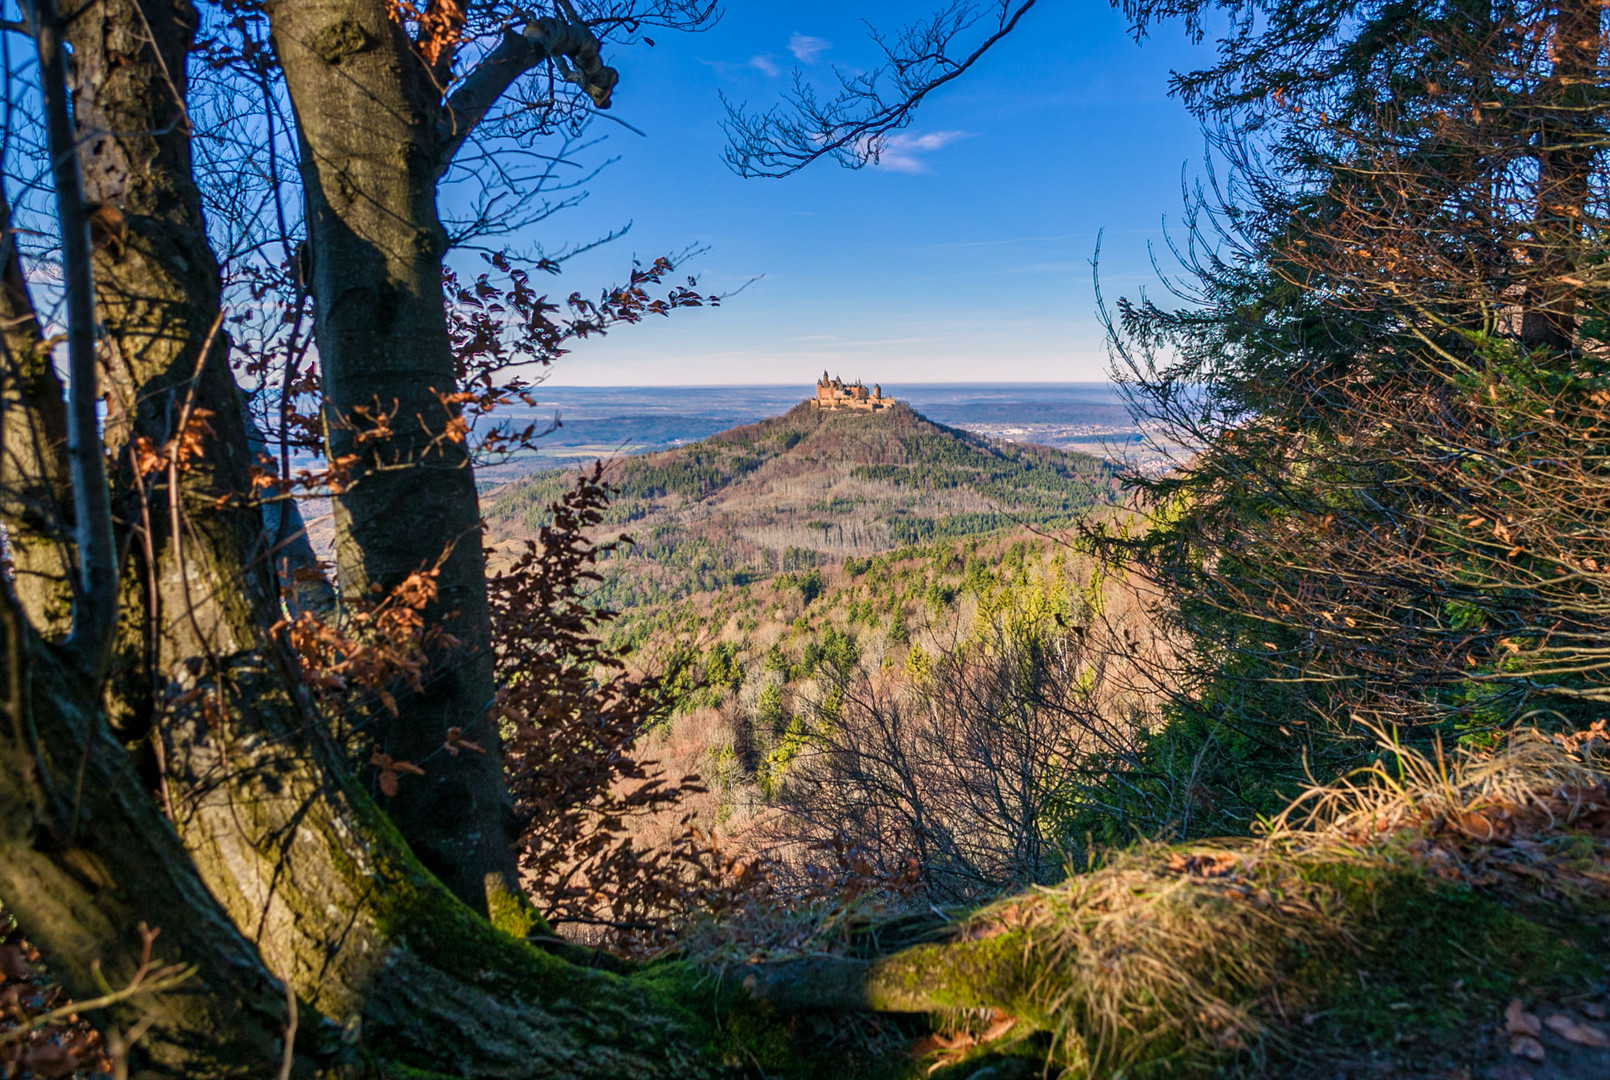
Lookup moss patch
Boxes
[486,878,548,939]
[1278,864,1610,1074]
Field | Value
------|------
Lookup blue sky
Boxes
[476,2,1215,387]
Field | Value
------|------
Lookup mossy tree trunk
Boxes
[0,582,799,1079]
[266,0,525,913]
[33,0,515,1023]
[0,594,318,1078]
[263,3,633,911]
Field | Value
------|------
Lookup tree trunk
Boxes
[1520,0,1604,352]
[0,187,73,638]
[47,0,510,1022]
[268,0,518,912]
[0,581,792,1079]
[0,594,320,1078]
[28,0,120,669]
[61,0,287,737]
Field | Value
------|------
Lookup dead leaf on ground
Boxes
[914,1029,978,1074]
[1506,999,1543,1038]
[1510,1034,1547,1061]
[0,943,29,981]
[1165,851,1244,878]
[980,1011,1016,1043]
[1455,808,1513,843]
[1487,1065,1535,1080]
[1544,1013,1610,1047]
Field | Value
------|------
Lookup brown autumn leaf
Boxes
[443,726,487,756]
[0,942,29,981]
[914,1029,978,1075]
[173,409,216,468]
[132,436,164,477]
[87,202,125,255]
[17,1042,77,1078]
[370,752,425,797]
[1506,999,1543,1038]
[1166,851,1243,878]
[979,1011,1016,1043]
[1455,808,1513,843]
[911,1031,973,1056]
[1509,1034,1546,1061]
[1544,1014,1610,1047]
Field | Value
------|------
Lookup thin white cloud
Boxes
[748,53,781,77]
[788,33,831,63]
[868,130,970,173]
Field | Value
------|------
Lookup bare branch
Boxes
[722,0,1037,179]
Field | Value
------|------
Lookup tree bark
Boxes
[59,0,286,747]
[45,0,499,1023]
[28,0,119,668]
[1520,0,1604,352]
[268,0,518,912]
[1,581,758,1079]
[0,593,319,1078]
[0,187,73,638]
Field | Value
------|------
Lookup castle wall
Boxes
[810,374,892,411]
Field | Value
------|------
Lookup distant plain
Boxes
[475,381,1163,482]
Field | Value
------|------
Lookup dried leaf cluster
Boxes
[492,465,767,953]
[0,916,105,1080]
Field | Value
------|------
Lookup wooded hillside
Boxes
[486,402,1119,604]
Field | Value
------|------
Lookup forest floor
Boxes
[5,729,1609,1079]
[681,730,1610,1080]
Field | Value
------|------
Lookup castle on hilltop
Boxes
[810,372,890,412]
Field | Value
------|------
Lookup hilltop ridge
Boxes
[485,400,1119,604]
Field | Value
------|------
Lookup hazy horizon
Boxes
[475,381,1144,482]
[530,378,1123,389]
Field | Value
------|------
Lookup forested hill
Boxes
[484,401,1120,604]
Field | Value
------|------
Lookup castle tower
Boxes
[807,375,890,410]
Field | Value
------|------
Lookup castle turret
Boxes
[807,376,891,410]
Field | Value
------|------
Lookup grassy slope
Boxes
[697,735,1610,1080]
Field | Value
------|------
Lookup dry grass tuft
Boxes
[983,726,1610,1076]
[959,837,1343,1075]
[1269,722,1610,851]
[786,725,1610,1078]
